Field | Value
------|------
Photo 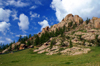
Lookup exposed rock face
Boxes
[2,48,9,53]
[19,44,27,50]
[74,15,83,24]
[94,18,100,28]
[41,26,49,33]
[93,17,98,20]
[64,14,73,21]
[28,45,34,48]
[38,14,83,36]
[11,42,20,50]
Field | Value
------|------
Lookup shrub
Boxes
[59,48,64,51]
[68,21,73,27]
[66,36,70,39]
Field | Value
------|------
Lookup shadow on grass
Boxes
[11,60,19,63]
[65,61,73,64]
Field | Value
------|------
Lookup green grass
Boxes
[0,47,100,66]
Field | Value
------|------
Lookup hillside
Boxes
[0,47,100,66]
[1,14,100,56]
[1,13,100,66]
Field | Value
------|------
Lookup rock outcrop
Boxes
[94,18,100,28]
[64,14,74,21]
[19,44,27,50]
[74,15,83,24]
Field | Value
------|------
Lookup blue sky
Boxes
[0,0,100,44]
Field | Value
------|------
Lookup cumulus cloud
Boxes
[0,8,11,22]
[18,14,29,31]
[7,0,29,7]
[0,21,10,35]
[38,20,50,31]
[50,0,100,21]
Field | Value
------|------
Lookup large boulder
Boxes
[19,44,27,50]
[93,17,98,20]
[64,14,73,21]
[2,48,9,53]
[94,18,100,28]
[11,42,20,50]
[41,26,49,33]
[74,15,83,24]
[50,24,58,32]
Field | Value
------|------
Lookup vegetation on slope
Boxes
[0,47,100,66]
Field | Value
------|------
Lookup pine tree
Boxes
[18,35,22,42]
[70,40,73,48]
[29,34,32,38]
[34,35,39,46]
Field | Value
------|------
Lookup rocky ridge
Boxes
[2,14,100,55]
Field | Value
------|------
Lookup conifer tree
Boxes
[70,40,73,48]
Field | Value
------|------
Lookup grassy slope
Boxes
[0,47,100,66]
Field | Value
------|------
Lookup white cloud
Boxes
[30,11,40,20]
[38,20,50,31]
[18,14,29,31]
[0,8,11,22]
[30,6,37,9]
[0,21,10,34]
[6,38,13,43]
[12,10,18,20]
[50,0,100,21]
[7,0,29,7]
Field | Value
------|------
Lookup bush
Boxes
[68,21,73,27]
[59,48,64,51]
[66,36,70,39]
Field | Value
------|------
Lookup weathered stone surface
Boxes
[11,42,20,50]
[50,24,58,32]
[94,18,100,28]
[82,34,95,40]
[61,47,91,55]
[41,26,49,33]
[34,43,50,52]
[64,14,73,21]
[2,48,9,53]
[93,17,98,20]
[74,15,83,24]
[29,45,34,48]
[19,44,26,50]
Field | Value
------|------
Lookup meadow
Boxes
[0,47,100,66]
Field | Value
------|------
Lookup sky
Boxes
[0,0,100,44]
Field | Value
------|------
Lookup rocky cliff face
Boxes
[38,14,83,36]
